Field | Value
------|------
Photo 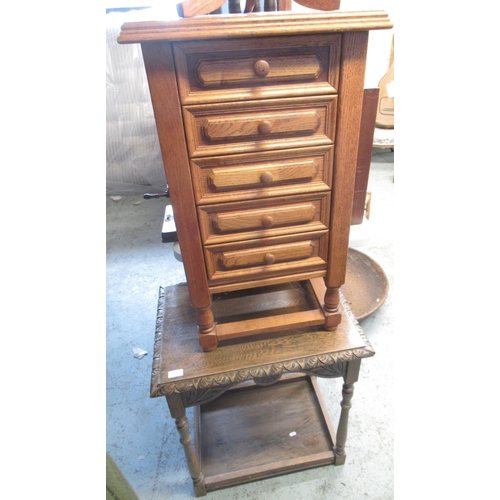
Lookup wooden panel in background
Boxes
[351,88,379,225]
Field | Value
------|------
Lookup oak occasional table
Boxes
[151,282,375,496]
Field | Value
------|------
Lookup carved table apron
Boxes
[151,283,375,496]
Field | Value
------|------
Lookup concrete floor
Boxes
[106,147,394,499]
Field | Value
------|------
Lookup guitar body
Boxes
[293,0,340,10]
[375,35,394,129]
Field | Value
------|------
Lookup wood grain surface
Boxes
[199,376,335,488]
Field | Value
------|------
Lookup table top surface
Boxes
[150,282,375,397]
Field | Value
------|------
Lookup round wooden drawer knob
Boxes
[261,215,274,228]
[254,60,270,77]
[258,120,272,135]
[264,253,275,265]
[260,171,274,184]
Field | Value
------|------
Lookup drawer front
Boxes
[183,95,337,157]
[203,110,320,141]
[173,34,341,104]
[221,241,314,269]
[205,231,328,286]
[198,193,330,245]
[191,146,333,205]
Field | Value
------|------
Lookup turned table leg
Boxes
[166,393,206,497]
[334,358,361,465]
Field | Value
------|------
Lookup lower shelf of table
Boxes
[194,374,337,492]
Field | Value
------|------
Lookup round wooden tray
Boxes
[341,248,389,320]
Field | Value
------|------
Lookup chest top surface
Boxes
[118,10,392,44]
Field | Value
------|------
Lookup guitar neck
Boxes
[375,34,394,129]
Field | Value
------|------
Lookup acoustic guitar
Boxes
[375,34,394,129]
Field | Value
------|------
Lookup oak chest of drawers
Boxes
[118,10,392,351]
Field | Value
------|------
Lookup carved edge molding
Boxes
[150,286,375,401]
[150,286,167,399]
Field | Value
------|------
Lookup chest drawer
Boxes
[191,146,333,204]
[198,193,330,245]
[173,34,341,105]
[183,95,337,157]
[205,231,328,287]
